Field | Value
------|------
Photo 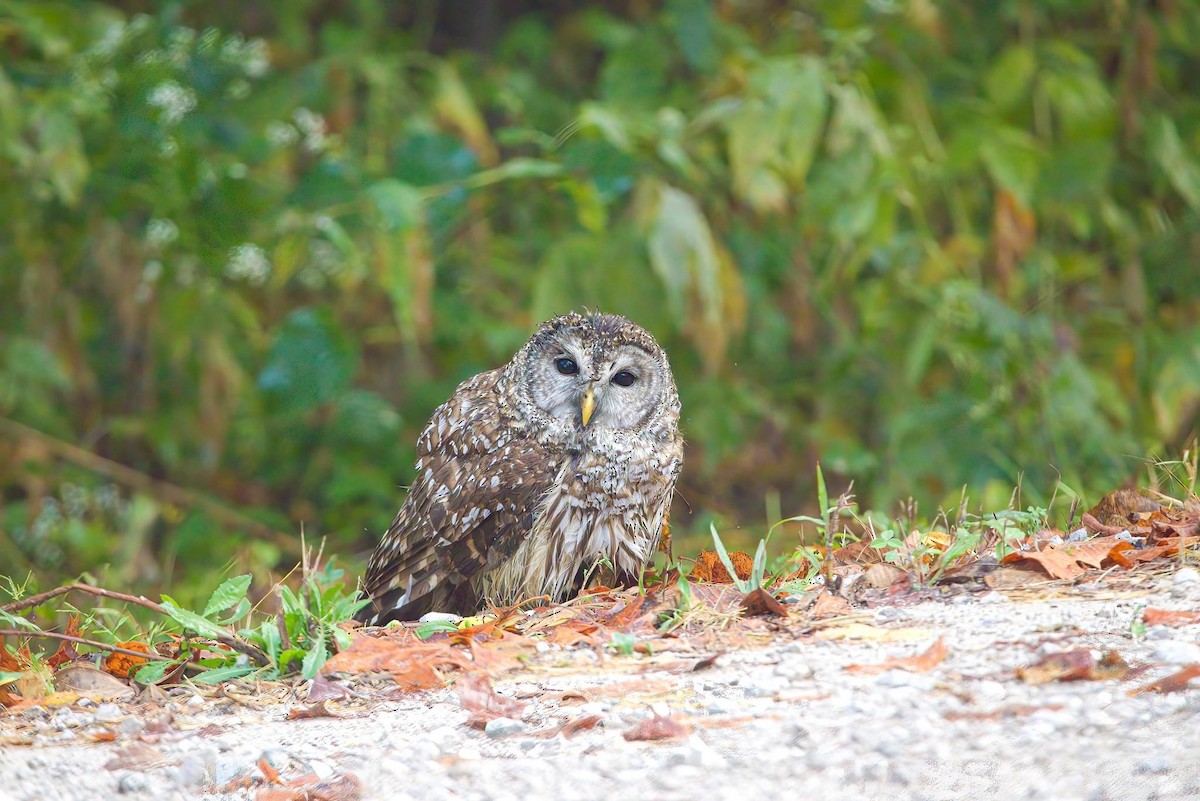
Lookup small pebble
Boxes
[1135,755,1172,775]
[119,717,144,736]
[978,591,1008,604]
[418,612,463,625]
[95,703,123,723]
[117,773,152,794]
[1172,567,1200,586]
[484,717,527,738]
[1151,640,1200,665]
[776,661,815,682]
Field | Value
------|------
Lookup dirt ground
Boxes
[4,568,1200,801]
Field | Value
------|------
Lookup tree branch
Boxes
[1,582,268,665]
[0,630,173,662]
[0,416,300,555]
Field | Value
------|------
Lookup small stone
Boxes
[1173,567,1200,585]
[1152,640,1200,665]
[95,703,123,723]
[978,591,1008,604]
[119,717,144,736]
[118,773,152,794]
[418,611,462,625]
[1145,625,1176,640]
[776,661,815,682]
[213,758,253,785]
[172,748,215,788]
[875,670,934,690]
[1135,755,1172,775]
[184,694,205,708]
[484,717,527,738]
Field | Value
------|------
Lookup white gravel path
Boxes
[4,571,1200,801]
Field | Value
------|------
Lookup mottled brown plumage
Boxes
[358,312,683,624]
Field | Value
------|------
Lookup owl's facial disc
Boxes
[526,320,670,434]
[583,344,663,432]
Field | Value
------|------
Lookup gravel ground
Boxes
[4,570,1200,801]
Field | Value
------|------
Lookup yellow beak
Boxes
[580,386,596,427]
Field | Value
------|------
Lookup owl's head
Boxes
[513,312,679,435]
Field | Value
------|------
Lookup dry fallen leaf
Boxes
[287,699,339,720]
[622,712,689,742]
[256,771,361,801]
[54,664,135,701]
[864,563,908,589]
[741,588,787,617]
[809,592,853,619]
[1128,664,1200,696]
[1142,608,1200,627]
[690,550,753,583]
[1016,649,1128,684]
[455,673,525,728]
[846,637,948,675]
[816,624,932,642]
[307,675,352,703]
[321,634,471,690]
[46,616,82,669]
[1001,536,1122,580]
[104,641,152,678]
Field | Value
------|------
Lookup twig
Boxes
[1,582,160,615]
[1,582,269,665]
[0,630,173,662]
[0,416,299,555]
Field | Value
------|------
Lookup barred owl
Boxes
[357,312,683,625]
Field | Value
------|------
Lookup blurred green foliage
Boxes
[2,1,1200,603]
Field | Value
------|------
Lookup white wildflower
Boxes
[225,244,271,285]
[143,259,164,283]
[266,121,298,147]
[61,484,89,518]
[309,238,341,275]
[293,107,326,153]
[95,484,120,512]
[147,80,197,125]
[242,38,270,77]
[146,218,179,248]
[168,27,195,64]
[128,14,152,35]
[88,21,125,59]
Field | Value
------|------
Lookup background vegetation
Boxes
[2,0,1199,605]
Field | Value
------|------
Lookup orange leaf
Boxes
[1128,664,1200,696]
[1016,650,1127,684]
[622,712,689,742]
[810,592,852,619]
[846,637,948,675]
[46,616,82,669]
[741,588,787,617]
[321,634,470,690]
[456,673,525,728]
[1143,608,1200,627]
[104,641,153,678]
[691,550,753,583]
[1001,536,1123,580]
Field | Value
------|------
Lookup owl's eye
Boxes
[555,357,579,375]
[612,370,637,387]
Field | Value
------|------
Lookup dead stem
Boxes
[1,582,269,665]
